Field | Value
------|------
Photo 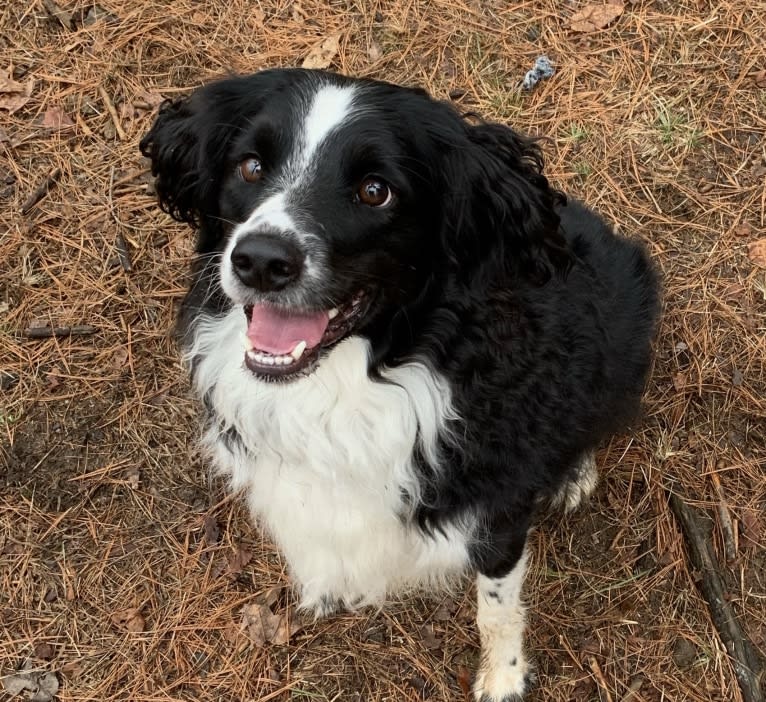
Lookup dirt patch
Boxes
[2,1,764,701]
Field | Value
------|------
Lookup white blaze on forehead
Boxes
[221,82,357,300]
[299,83,357,170]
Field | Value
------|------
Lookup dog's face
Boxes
[141,69,566,381]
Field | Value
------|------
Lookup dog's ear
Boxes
[441,120,571,283]
[139,71,293,232]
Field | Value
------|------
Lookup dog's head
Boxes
[141,69,567,380]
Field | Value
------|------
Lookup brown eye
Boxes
[239,157,263,183]
[357,177,392,207]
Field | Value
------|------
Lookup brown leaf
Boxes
[368,39,383,62]
[732,222,754,238]
[672,372,686,392]
[111,607,145,633]
[302,33,341,70]
[456,665,472,698]
[133,87,164,110]
[750,69,766,88]
[203,514,220,546]
[419,623,442,650]
[226,543,253,577]
[240,602,303,646]
[39,105,74,130]
[111,347,129,368]
[0,73,34,114]
[568,2,624,33]
[746,238,766,268]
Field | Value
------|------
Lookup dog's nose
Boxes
[230,234,304,292]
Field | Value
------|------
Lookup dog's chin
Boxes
[241,291,372,382]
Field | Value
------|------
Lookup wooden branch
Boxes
[98,85,126,140]
[114,233,133,271]
[669,493,763,702]
[25,325,98,339]
[20,167,62,214]
[711,469,737,563]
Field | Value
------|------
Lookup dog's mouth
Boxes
[242,291,370,380]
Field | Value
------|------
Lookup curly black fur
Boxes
[141,67,659,579]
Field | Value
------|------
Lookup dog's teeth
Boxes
[246,350,258,362]
[328,308,339,320]
[242,333,254,350]
[263,356,275,366]
[291,340,307,360]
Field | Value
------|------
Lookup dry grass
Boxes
[1,1,765,700]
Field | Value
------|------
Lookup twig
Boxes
[25,325,98,339]
[98,85,126,140]
[20,167,62,214]
[669,493,763,702]
[586,655,614,702]
[114,233,133,272]
[711,468,737,563]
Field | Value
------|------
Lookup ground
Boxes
[1,1,765,701]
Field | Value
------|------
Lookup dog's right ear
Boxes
[139,90,226,227]
[139,71,295,230]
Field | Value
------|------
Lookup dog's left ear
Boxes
[441,120,571,283]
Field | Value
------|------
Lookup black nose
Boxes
[230,234,304,292]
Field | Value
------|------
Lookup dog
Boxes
[140,68,659,701]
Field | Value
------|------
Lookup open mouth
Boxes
[242,291,369,380]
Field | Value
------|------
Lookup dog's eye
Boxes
[239,157,263,183]
[357,177,392,208]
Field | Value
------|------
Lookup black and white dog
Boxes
[141,69,659,701]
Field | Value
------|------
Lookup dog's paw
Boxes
[551,451,598,513]
[473,655,534,702]
[298,594,341,620]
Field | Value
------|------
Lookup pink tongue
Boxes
[246,304,329,355]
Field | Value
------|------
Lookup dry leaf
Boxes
[225,543,253,577]
[111,347,129,368]
[672,372,686,392]
[750,69,766,88]
[2,666,59,702]
[418,623,442,650]
[746,238,766,268]
[240,588,304,647]
[0,73,34,114]
[39,105,74,130]
[368,39,383,62]
[203,514,220,546]
[456,665,472,698]
[111,607,145,633]
[568,2,624,33]
[732,222,754,238]
[42,0,73,29]
[133,87,164,110]
[302,33,341,70]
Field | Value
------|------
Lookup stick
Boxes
[586,655,614,702]
[20,168,62,214]
[98,85,127,140]
[710,469,737,563]
[114,233,133,272]
[669,493,763,702]
[25,325,98,339]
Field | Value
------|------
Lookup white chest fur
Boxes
[187,308,473,611]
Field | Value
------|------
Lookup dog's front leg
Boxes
[473,524,533,702]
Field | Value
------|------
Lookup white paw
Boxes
[473,653,532,701]
[552,452,598,512]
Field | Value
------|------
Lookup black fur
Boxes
[141,67,659,593]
